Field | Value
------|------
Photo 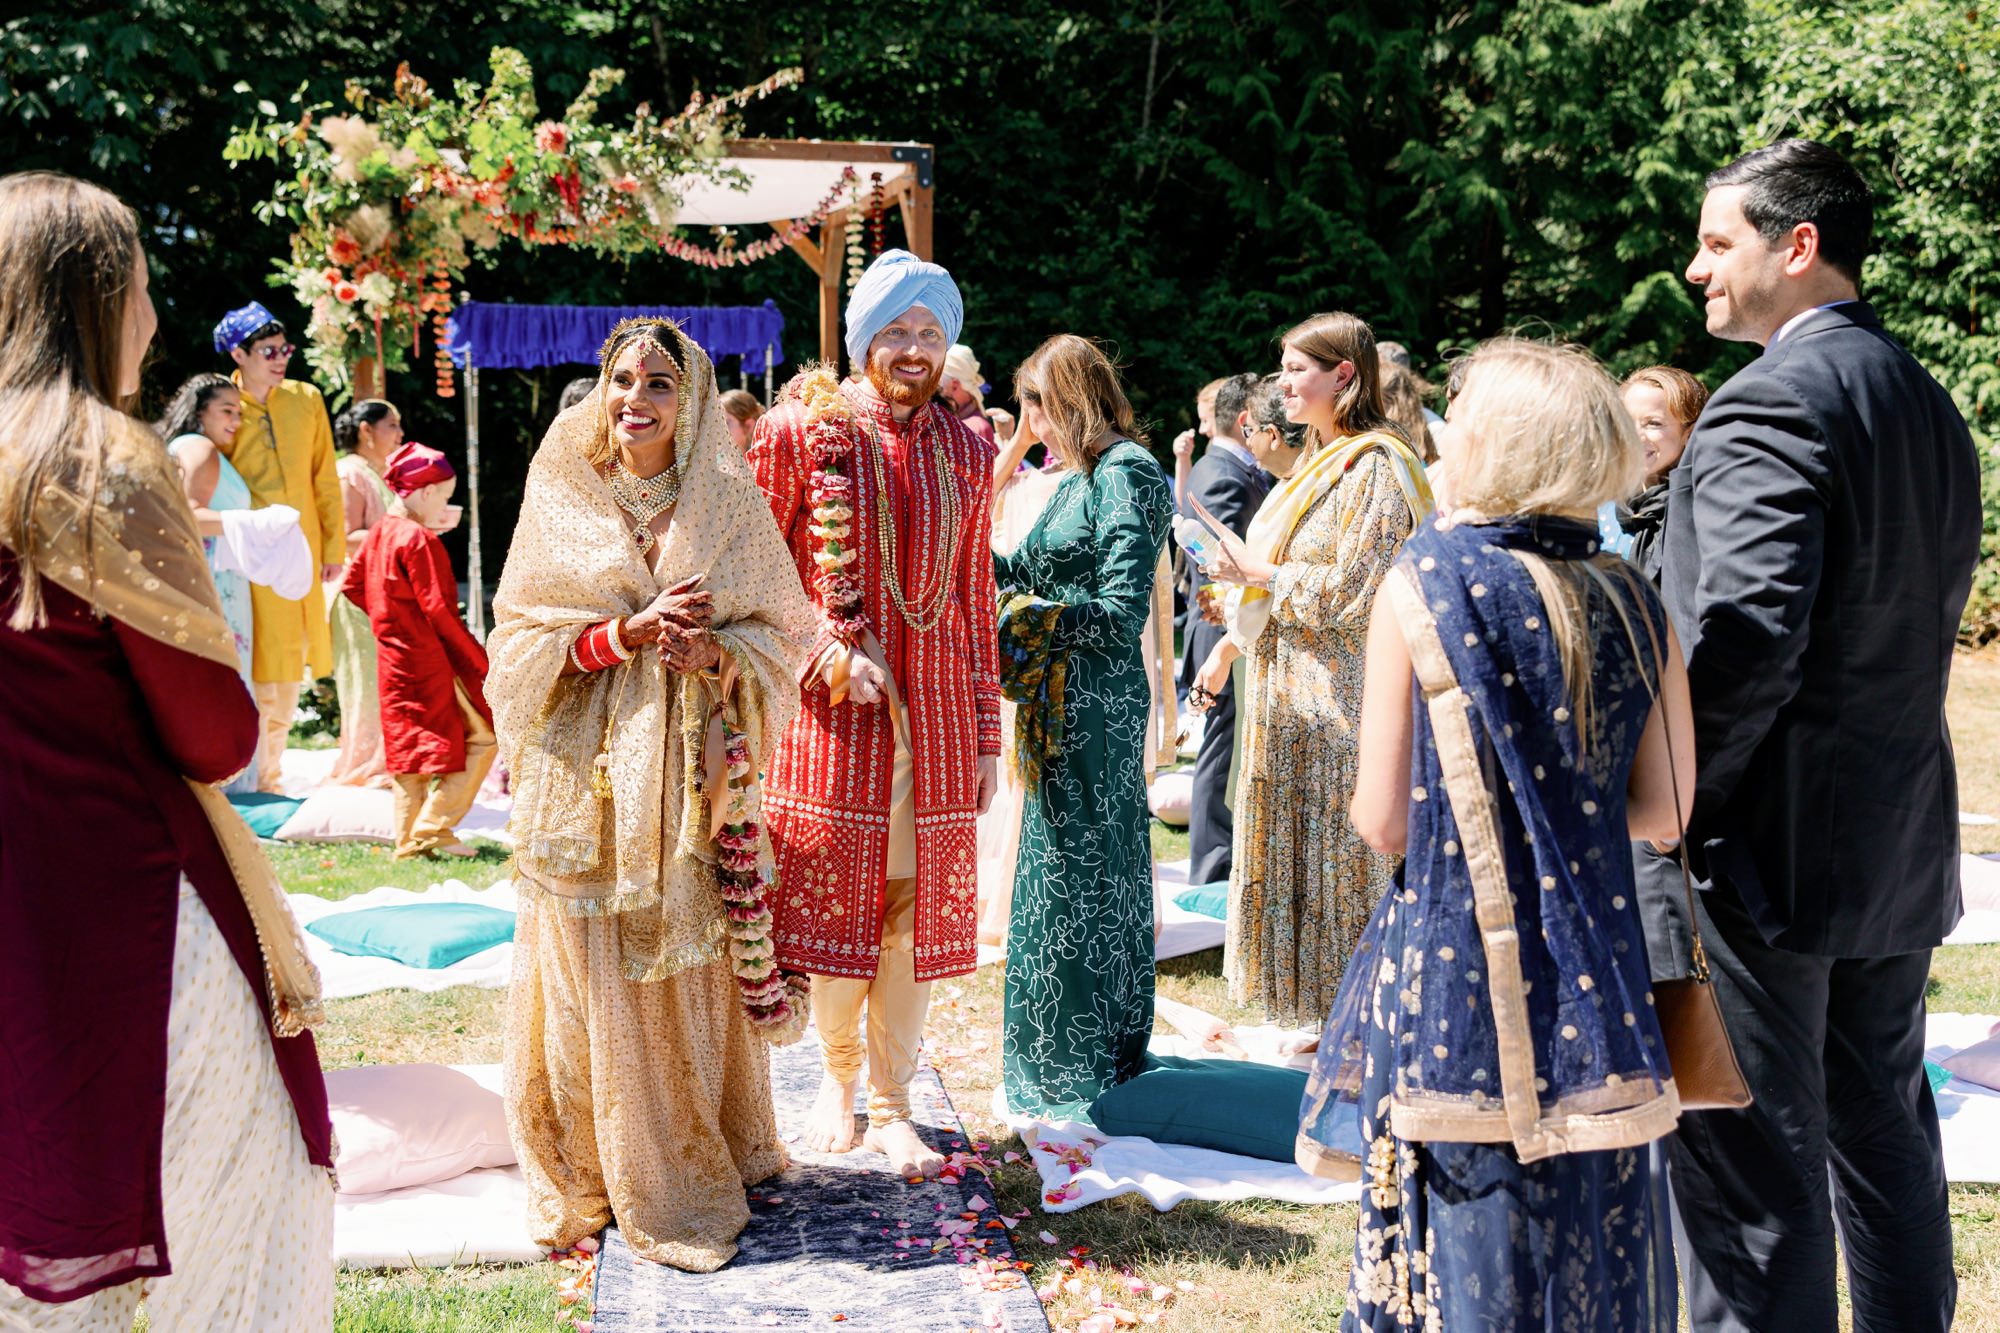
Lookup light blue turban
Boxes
[843,249,964,365]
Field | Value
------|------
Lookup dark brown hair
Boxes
[1014,334,1145,473]
[0,171,147,629]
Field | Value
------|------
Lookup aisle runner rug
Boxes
[591,1035,1049,1332]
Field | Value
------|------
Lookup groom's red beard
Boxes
[866,355,944,407]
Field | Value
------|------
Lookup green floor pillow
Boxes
[1087,1055,1309,1162]
[307,903,517,970]
[1171,881,1228,921]
[227,791,305,839]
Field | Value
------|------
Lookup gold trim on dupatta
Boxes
[1383,569,1679,1163]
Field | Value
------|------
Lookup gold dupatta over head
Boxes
[0,414,323,1035]
[488,321,813,983]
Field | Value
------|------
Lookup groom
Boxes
[751,250,1000,1181]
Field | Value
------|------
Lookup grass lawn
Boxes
[302,653,2000,1331]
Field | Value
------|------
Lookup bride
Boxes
[488,318,812,1272]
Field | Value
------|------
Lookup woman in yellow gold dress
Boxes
[489,318,812,1272]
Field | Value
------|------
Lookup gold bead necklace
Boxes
[862,416,960,632]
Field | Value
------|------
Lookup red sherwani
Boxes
[341,514,490,775]
[751,383,1001,982]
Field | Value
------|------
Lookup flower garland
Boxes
[794,366,869,641]
[659,167,858,270]
[714,711,810,1044]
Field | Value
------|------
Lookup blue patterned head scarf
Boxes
[213,301,279,356]
[843,250,963,365]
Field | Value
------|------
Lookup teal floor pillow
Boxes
[1171,881,1228,921]
[1086,1054,1309,1162]
[306,902,517,970]
[228,791,305,839]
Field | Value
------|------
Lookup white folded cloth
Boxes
[214,504,314,599]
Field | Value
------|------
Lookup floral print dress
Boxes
[1228,449,1414,1027]
[994,442,1172,1118]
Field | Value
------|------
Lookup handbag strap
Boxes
[1602,566,1710,985]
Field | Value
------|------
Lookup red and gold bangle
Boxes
[569,618,633,672]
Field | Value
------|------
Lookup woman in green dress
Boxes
[995,335,1172,1119]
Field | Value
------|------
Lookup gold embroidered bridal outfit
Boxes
[488,324,812,1272]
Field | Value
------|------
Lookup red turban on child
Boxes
[385,442,456,495]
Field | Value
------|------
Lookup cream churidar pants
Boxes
[0,880,333,1331]
[390,681,498,859]
[811,707,932,1127]
[251,680,301,795]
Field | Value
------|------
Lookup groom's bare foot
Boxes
[865,1119,944,1182]
[804,1076,859,1153]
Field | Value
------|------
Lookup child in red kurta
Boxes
[340,443,495,859]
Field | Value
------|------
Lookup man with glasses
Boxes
[214,301,345,791]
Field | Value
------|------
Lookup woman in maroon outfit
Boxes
[0,173,333,1330]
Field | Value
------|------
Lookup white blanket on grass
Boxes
[288,880,516,998]
[331,1062,540,1267]
[999,1011,2000,1213]
[993,1019,1359,1215]
[1927,1012,2000,1183]
[1944,854,2000,946]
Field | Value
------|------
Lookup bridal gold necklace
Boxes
[608,449,681,555]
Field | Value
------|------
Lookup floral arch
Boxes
[225,48,935,400]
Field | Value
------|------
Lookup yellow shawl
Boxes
[487,326,813,982]
[1225,429,1433,651]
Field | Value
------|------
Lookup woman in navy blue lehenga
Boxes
[1298,338,1698,1331]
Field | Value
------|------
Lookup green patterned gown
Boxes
[995,441,1172,1119]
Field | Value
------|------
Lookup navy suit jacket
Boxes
[1643,301,1979,959]
[1179,443,1272,686]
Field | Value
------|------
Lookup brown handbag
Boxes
[1632,606,1753,1113]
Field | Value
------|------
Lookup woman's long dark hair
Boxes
[155,372,237,442]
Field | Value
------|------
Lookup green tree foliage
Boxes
[3,0,1996,627]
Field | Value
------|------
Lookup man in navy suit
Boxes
[1177,373,1272,885]
[1650,138,1978,1330]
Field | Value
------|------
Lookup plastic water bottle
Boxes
[1172,515,1215,571]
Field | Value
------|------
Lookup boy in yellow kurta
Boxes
[213,301,346,791]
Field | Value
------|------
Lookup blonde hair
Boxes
[1620,364,1709,429]
[0,171,147,630]
[1449,336,1651,748]
[1014,334,1144,473]
[1281,311,1397,450]
[1379,365,1438,464]
[718,388,762,423]
[1447,338,1641,520]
